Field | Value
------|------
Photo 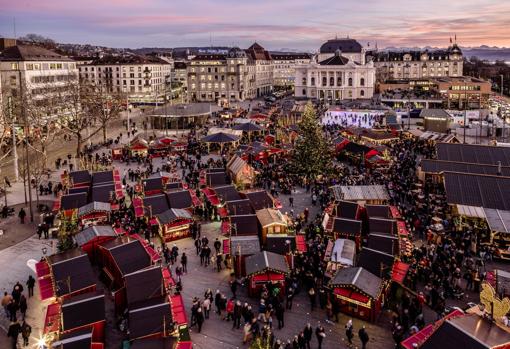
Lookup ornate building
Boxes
[294,39,376,101]
[366,44,463,82]
[271,53,311,87]
[245,43,273,97]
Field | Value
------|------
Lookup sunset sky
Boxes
[1,0,509,50]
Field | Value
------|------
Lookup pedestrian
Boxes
[275,302,285,330]
[196,307,204,333]
[359,325,369,349]
[215,290,222,315]
[289,196,294,207]
[7,300,17,321]
[214,238,221,254]
[303,323,313,349]
[315,323,326,349]
[19,294,27,320]
[233,300,242,329]
[286,287,294,309]
[21,320,31,347]
[2,291,13,316]
[7,320,21,349]
[308,287,316,311]
[345,319,354,345]
[181,253,188,273]
[203,297,211,319]
[19,208,26,224]
[230,279,238,298]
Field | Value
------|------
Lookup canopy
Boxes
[201,132,240,143]
[233,122,264,132]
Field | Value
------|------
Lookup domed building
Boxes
[294,39,376,102]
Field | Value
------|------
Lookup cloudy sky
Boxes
[1,0,509,50]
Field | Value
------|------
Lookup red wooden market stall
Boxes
[244,251,290,297]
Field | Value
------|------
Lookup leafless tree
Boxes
[87,86,125,142]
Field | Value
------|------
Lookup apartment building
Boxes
[271,53,312,87]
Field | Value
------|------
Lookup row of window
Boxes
[31,74,76,84]
[303,89,365,98]
[9,62,76,70]
[302,77,365,87]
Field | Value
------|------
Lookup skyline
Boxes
[1,0,510,50]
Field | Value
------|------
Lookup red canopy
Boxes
[35,260,55,300]
[170,294,188,325]
[44,302,61,334]
[391,261,410,283]
[295,235,307,253]
[131,234,161,263]
[202,187,220,206]
[334,287,371,304]
[176,342,193,349]
[252,273,285,282]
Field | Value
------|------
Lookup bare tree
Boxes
[88,86,125,142]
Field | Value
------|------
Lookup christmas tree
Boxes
[290,103,332,179]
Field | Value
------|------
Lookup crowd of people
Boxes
[2,279,34,348]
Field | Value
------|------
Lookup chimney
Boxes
[497,161,502,176]
[0,38,17,50]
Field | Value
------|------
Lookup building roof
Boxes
[330,239,356,266]
[319,54,350,66]
[329,267,382,299]
[51,328,93,349]
[331,185,390,202]
[62,293,105,331]
[206,171,231,187]
[256,208,287,228]
[74,225,116,247]
[245,42,272,61]
[421,314,510,349]
[69,170,91,185]
[143,194,170,215]
[88,55,170,65]
[331,218,362,235]
[92,170,114,185]
[420,109,451,119]
[125,266,164,306]
[150,103,212,117]
[436,143,510,166]
[230,214,259,236]
[245,251,290,276]
[369,217,397,235]
[230,235,261,255]
[61,192,88,210]
[358,247,395,277]
[143,177,163,192]
[101,238,152,276]
[335,200,360,219]
[270,52,311,60]
[191,54,227,61]
[166,190,193,209]
[365,205,391,218]
[173,61,187,70]
[91,183,115,203]
[245,190,274,210]
[227,199,254,215]
[48,250,96,296]
[130,338,177,349]
[156,208,192,225]
[367,233,399,256]
[214,184,242,202]
[0,44,73,61]
[443,172,510,210]
[320,38,363,53]
[77,201,111,218]
[128,297,172,340]
[420,159,510,176]
[484,208,510,234]
[227,155,251,175]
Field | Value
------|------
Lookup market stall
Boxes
[78,202,111,226]
[74,225,117,259]
[156,208,194,242]
[256,208,288,244]
[245,251,290,297]
[324,239,356,277]
[227,155,256,188]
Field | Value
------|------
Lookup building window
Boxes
[322,77,327,86]
[348,78,353,87]
[360,90,365,97]
[311,77,315,86]
[302,89,306,95]
[330,77,334,86]
[360,78,365,86]
[337,77,342,86]
[302,78,307,85]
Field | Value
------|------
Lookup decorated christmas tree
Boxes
[290,103,332,179]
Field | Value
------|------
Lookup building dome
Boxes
[320,38,363,54]
[449,43,462,54]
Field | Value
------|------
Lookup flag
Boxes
[450,37,452,44]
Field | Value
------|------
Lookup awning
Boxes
[170,294,188,325]
[401,324,433,349]
[391,261,410,283]
[456,204,486,219]
[44,302,61,334]
[390,206,402,219]
[252,273,285,282]
[202,187,220,206]
[221,221,231,235]
[176,342,193,349]
[397,221,409,237]
[296,235,307,253]
[36,260,55,300]
[333,287,370,305]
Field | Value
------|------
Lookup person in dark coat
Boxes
[303,323,313,349]
[21,320,31,347]
[315,323,326,349]
[359,326,369,349]
[18,208,26,224]
[7,320,21,349]
[19,294,27,320]
[233,301,242,329]
[275,302,285,329]
[196,307,204,333]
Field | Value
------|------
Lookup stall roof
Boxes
[230,214,259,236]
[91,182,115,203]
[69,170,91,185]
[330,239,356,266]
[92,170,114,185]
[256,208,287,228]
[101,237,152,276]
[265,236,297,255]
[51,328,92,349]
[444,172,510,210]
[335,200,360,219]
[485,208,510,234]
[125,266,164,306]
[130,338,177,349]
[420,159,510,176]
[331,218,362,235]
[214,185,242,202]
[227,155,251,175]
[230,235,261,255]
[47,250,96,296]
[367,233,399,256]
[227,199,254,215]
[143,177,163,192]
[358,247,395,277]
[342,142,372,154]
[128,297,172,340]
[456,204,486,219]
[74,225,116,247]
[330,267,382,299]
[156,208,193,225]
[331,185,390,202]
[166,190,192,209]
[365,205,391,218]
[206,172,231,187]
[61,192,88,210]
[143,194,170,215]
[68,187,89,195]
[421,314,510,349]
[77,201,111,218]
[245,251,290,276]
[62,293,105,331]
[436,143,510,166]
[201,132,240,143]
[369,217,397,235]
[245,190,274,210]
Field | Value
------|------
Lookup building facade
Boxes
[78,55,171,103]
[0,42,79,118]
[295,40,376,101]
[245,43,273,97]
[271,53,312,87]
[366,44,463,82]
[318,38,366,64]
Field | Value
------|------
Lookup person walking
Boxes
[203,297,211,319]
[18,208,26,224]
[196,307,204,333]
[26,276,35,298]
[21,320,31,347]
[19,294,27,321]
[315,323,326,349]
[303,323,313,349]
[233,300,242,329]
[2,291,13,316]
[345,319,354,346]
[275,302,285,330]
[181,253,188,273]
[308,287,316,311]
[359,326,369,349]
[7,320,21,349]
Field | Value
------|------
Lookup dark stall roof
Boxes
[48,250,96,296]
[206,172,231,187]
[69,170,91,185]
[130,338,177,349]
[330,267,382,299]
[436,143,510,166]
[444,172,510,210]
[52,328,93,349]
[91,182,115,203]
[358,247,394,277]
[214,185,241,202]
[342,142,372,154]
[227,199,254,215]
[266,236,297,255]
[245,251,290,276]
[365,205,391,219]
[245,190,274,210]
[125,266,163,306]
[230,214,259,236]
[62,293,105,331]
[367,233,399,256]
[92,170,114,184]
[143,194,170,215]
[335,200,360,219]
[74,225,115,247]
[68,187,89,195]
[77,201,111,218]
[485,208,510,234]
[166,190,192,209]
[156,208,192,225]
[128,297,172,340]
[165,181,183,190]
[143,177,163,192]
[61,192,88,210]
[420,159,510,176]
[421,314,510,349]
[101,238,152,276]
[369,217,397,235]
[332,218,362,235]
[230,235,261,255]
